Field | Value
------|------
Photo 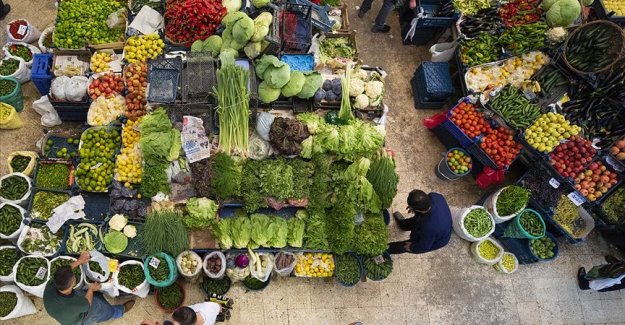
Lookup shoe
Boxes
[371,25,391,33]
[0,5,10,20]
[358,9,366,18]
[393,211,406,221]
[577,267,590,290]
[123,300,136,313]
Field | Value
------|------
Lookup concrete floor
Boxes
[2,1,625,324]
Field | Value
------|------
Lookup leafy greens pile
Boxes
[213,211,306,249]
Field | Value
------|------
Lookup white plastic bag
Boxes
[249,252,274,282]
[430,40,457,62]
[13,255,50,298]
[82,250,111,283]
[6,20,41,43]
[0,57,30,83]
[38,26,54,54]
[484,187,526,223]
[16,224,62,257]
[32,96,62,127]
[50,256,85,289]
[3,42,41,68]
[0,203,25,240]
[256,112,275,141]
[113,260,150,298]
[493,252,518,274]
[470,238,504,265]
[0,285,37,320]
[51,76,70,100]
[203,251,227,279]
[0,246,19,282]
[64,76,88,102]
[452,205,495,242]
[273,251,296,276]
[0,173,32,206]
[177,251,203,279]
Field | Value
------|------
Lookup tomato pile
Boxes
[479,126,522,169]
[165,0,227,45]
[549,135,597,179]
[449,102,491,139]
[573,161,619,202]
[124,63,148,120]
[499,0,542,27]
[88,73,125,99]
[446,149,472,175]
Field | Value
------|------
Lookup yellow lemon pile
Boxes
[90,51,113,73]
[604,0,625,16]
[124,33,165,64]
[115,118,143,187]
[524,112,581,153]
[294,253,335,277]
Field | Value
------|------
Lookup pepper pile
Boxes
[499,0,542,27]
[0,79,16,96]
[16,256,48,286]
[498,22,548,56]
[0,58,20,76]
[0,204,22,236]
[8,20,28,40]
[0,247,19,277]
[164,0,227,46]
[0,175,28,201]
[7,44,32,62]
[460,32,501,66]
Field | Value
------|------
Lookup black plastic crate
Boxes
[27,188,73,222]
[414,61,454,102]
[61,220,105,255]
[166,103,214,135]
[82,191,111,221]
[32,159,75,191]
[99,220,145,259]
[400,25,444,46]
[49,96,91,122]
[182,53,216,104]
[281,3,313,53]
[593,0,625,24]
[148,57,183,103]
[410,75,447,109]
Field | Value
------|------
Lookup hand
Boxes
[76,252,91,265]
[89,282,102,292]
[409,0,417,9]
[403,241,412,252]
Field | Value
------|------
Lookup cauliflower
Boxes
[546,27,568,43]
[122,225,137,238]
[109,214,128,232]
[349,79,365,97]
[365,80,384,99]
[354,69,368,80]
[354,94,370,109]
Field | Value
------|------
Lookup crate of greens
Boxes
[484,185,530,223]
[470,237,504,265]
[144,253,178,288]
[63,222,104,255]
[363,253,393,281]
[16,222,63,257]
[458,32,502,67]
[493,252,518,274]
[0,246,21,282]
[13,255,50,297]
[155,282,185,312]
[503,209,545,239]
[6,151,37,176]
[488,86,541,129]
[0,173,32,206]
[498,22,548,56]
[0,285,37,321]
[452,205,495,242]
[201,275,232,296]
[334,253,362,287]
[34,160,74,191]
[49,256,83,289]
[114,260,149,298]
[28,189,71,221]
[595,186,625,225]
[528,232,558,262]
[0,203,25,240]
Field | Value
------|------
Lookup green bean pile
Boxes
[489,86,541,129]
[519,211,543,237]
[464,208,493,237]
[0,204,22,236]
[334,254,361,286]
[36,163,71,190]
[16,256,48,286]
[0,175,28,201]
[31,191,70,221]
[148,256,169,282]
[118,264,145,289]
[496,185,530,216]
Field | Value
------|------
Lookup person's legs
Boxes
[371,0,395,32]
[86,293,126,323]
[359,0,374,15]
[578,267,590,290]
[396,216,416,231]
[0,0,10,20]
[598,280,625,292]
[388,241,408,254]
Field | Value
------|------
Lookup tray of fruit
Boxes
[292,252,334,278]
[75,126,121,193]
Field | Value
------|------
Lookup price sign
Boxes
[567,192,585,206]
[17,25,27,36]
[549,178,560,189]
[149,257,160,269]
[35,267,48,280]
[373,255,385,265]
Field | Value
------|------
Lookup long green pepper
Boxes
[118,264,145,289]
[0,291,17,317]
[0,175,28,201]
[148,256,169,282]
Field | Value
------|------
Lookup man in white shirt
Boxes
[141,302,222,325]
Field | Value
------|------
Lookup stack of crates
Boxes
[411,61,454,109]
[399,0,459,46]
[31,54,54,96]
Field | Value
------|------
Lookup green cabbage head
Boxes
[546,0,580,27]
[281,71,306,97]
[259,81,281,103]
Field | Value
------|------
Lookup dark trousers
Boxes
[360,0,396,28]
[388,217,416,254]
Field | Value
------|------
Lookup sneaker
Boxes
[358,9,366,18]
[371,25,391,33]
[577,267,590,290]
[123,300,136,313]
[393,211,406,221]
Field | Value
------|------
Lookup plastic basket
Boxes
[61,220,105,256]
[527,232,559,262]
[48,95,90,122]
[281,3,313,53]
[334,252,363,287]
[363,252,393,281]
[182,53,216,104]
[32,159,75,191]
[442,100,482,148]
[200,275,232,296]
[503,209,546,240]
[148,57,183,103]
[410,74,447,109]
[414,0,460,28]
[155,282,185,313]
[562,21,625,76]
[31,53,53,96]
[0,77,23,111]
[241,274,271,291]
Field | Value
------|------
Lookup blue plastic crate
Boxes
[414,62,454,102]
[465,142,499,169]
[415,0,460,28]
[410,74,447,109]
[31,54,53,96]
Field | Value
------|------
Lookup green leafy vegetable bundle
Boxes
[216,63,250,156]
[141,210,189,256]
[184,197,219,230]
[366,150,399,209]
[157,283,184,310]
[303,210,329,250]
[211,153,242,200]
[352,214,388,255]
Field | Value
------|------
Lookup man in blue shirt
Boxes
[388,189,452,254]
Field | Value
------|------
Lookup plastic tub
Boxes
[435,148,472,180]
[0,77,23,111]
[334,252,363,287]
[527,232,559,262]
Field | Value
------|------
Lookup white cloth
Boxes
[589,274,625,291]
[189,302,221,325]
[46,195,86,233]
[128,6,164,35]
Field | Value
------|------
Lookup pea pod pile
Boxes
[463,208,493,238]
[498,22,548,56]
[0,204,22,236]
[148,256,169,281]
[31,191,70,221]
[489,86,541,129]
[0,247,19,276]
[10,155,31,173]
[36,163,71,190]
[459,7,503,39]
[16,256,48,286]
[334,254,361,286]
[157,283,184,310]
[363,255,393,280]
[0,175,29,201]
[66,223,103,254]
[0,58,20,76]
[118,264,145,289]
[519,210,543,237]
[530,236,556,259]
[50,257,82,284]
[20,224,62,255]
[201,276,231,295]
[0,291,17,317]
[565,23,621,73]
[460,32,501,66]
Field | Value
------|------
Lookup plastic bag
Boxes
[451,205,495,242]
[493,252,518,274]
[249,252,274,282]
[256,112,275,141]
[430,41,457,62]
[50,256,85,289]
[0,203,25,240]
[51,76,70,101]
[484,186,526,224]
[144,252,179,288]
[6,19,41,43]
[0,103,23,129]
[0,246,19,282]
[82,250,111,282]
[203,251,227,279]
[476,167,505,189]
[422,111,447,129]
[3,42,41,67]
[13,255,50,298]
[38,26,54,54]
[64,76,88,102]
[0,57,31,83]
[0,285,37,320]
[0,173,32,206]
[114,260,150,298]
[273,251,296,276]
[6,151,37,176]
[176,251,203,279]
[32,96,62,127]
[470,237,504,265]
[106,8,128,29]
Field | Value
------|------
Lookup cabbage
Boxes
[244,41,262,59]
[251,0,271,8]
[191,40,204,52]
[223,0,242,13]
[219,48,238,66]
[103,231,128,254]
[296,72,323,99]
[281,71,306,98]
[122,225,137,238]
[545,0,580,27]
[233,16,255,43]
[256,55,291,88]
[258,81,281,103]
[203,35,223,57]
[185,197,219,230]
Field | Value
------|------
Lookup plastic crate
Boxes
[166,103,214,136]
[465,142,499,169]
[289,0,337,32]
[31,54,54,96]
[82,192,111,221]
[281,3,313,53]
[99,220,145,259]
[413,62,454,102]
[49,95,91,122]
[61,220,105,255]
[441,99,483,148]
[32,159,75,191]
[280,54,314,71]
[182,53,216,104]
[414,0,460,28]
[148,57,183,103]
[27,189,73,222]
[410,74,447,109]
